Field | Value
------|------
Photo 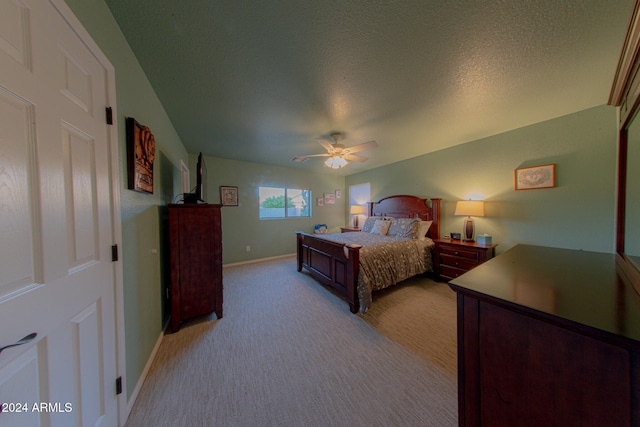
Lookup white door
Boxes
[0,0,119,426]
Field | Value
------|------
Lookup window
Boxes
[259,186,311,219]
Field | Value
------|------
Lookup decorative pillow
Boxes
[370,219,392,236]
[362,216,377,233]
[362,216,392,232]
[388,218,420,238]
[416,220,433,241]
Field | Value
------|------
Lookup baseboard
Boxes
[223,253,295,268]
[124,328,165,420]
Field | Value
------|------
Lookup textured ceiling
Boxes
[106,0,634,175]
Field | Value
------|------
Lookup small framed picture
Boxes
[515,164,556,190]
[324,193,336,204]
[336,190,342,198]
[317,197,324,206]
[220,186,238,206]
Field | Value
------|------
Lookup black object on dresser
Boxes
[448,244,640,427]
[168,204,223,333]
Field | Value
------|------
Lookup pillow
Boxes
[388,218,420,238]
[370,219,392,236]
[416,220,433,241]
[362,216,377,233]
[362,216,392,232]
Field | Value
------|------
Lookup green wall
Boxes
[64,0,189,399]
[194,155,346,264]
[346,105,618,255]
[61,0,619,409]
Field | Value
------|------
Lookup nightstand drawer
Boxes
[439,245,480,261]
[433,238,498,282]
[440,253,479,270]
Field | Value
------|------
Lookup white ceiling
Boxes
[106,0,634,175]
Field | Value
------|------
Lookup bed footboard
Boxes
[296,232,361,313]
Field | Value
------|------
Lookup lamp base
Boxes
[463,217,475,242]
[353,215,359,228]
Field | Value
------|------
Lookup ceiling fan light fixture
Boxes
[324,155,348,169]
[296,132,376,168]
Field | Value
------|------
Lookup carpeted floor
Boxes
[125,255,458,426]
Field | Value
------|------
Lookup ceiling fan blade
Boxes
[291,153,330,162]
[302,153,331,158]
[343,140,378,154]
[315,138,335,153]
[343,153,368,162]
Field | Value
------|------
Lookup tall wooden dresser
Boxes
[168,204,223,332]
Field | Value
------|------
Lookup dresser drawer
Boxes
[440,253,479,270]
[439,245,480,261]
[440,265,467,281]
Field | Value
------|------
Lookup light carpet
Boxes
[125,255,458,426]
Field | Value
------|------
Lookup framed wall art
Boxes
[515,164,556,190]
[324,193,336,204]
[126,117,156,193]
[220,186,238,206]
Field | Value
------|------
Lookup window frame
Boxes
[258,186,312,220]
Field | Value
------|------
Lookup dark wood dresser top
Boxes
[449,244,640,344]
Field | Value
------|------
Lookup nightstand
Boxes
[434,238,497,281]
[340,227,362,233]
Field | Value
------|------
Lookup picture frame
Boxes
[317,197,324,206]
[324,193,336,204]
[126,117,155,193]
[220,186,238,206]
[336,190,342,199]
[515,164,556,190]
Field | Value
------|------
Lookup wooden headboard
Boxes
[367,195,441,240]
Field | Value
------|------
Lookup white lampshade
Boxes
[350,205,365,215]
[454,200,485,217]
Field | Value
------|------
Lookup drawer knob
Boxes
[455,251,459,255]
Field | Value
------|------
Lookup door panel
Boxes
[0,346,44,427]
[0,1,118,425]
[0,0,33,71]
[62,124,100,271]
[0,88,41,300]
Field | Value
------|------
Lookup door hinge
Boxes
[111,244,118,262]
[116,376,122,395]
[106,107,113,125]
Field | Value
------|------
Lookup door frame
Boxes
[51,0,127,424]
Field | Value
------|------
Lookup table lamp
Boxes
[454,200,485,242]
[350,205,365,228]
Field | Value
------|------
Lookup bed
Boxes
[296,195,441,314]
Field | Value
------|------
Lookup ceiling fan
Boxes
[291,133,378,169]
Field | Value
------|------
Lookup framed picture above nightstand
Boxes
[433,238,497,281]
